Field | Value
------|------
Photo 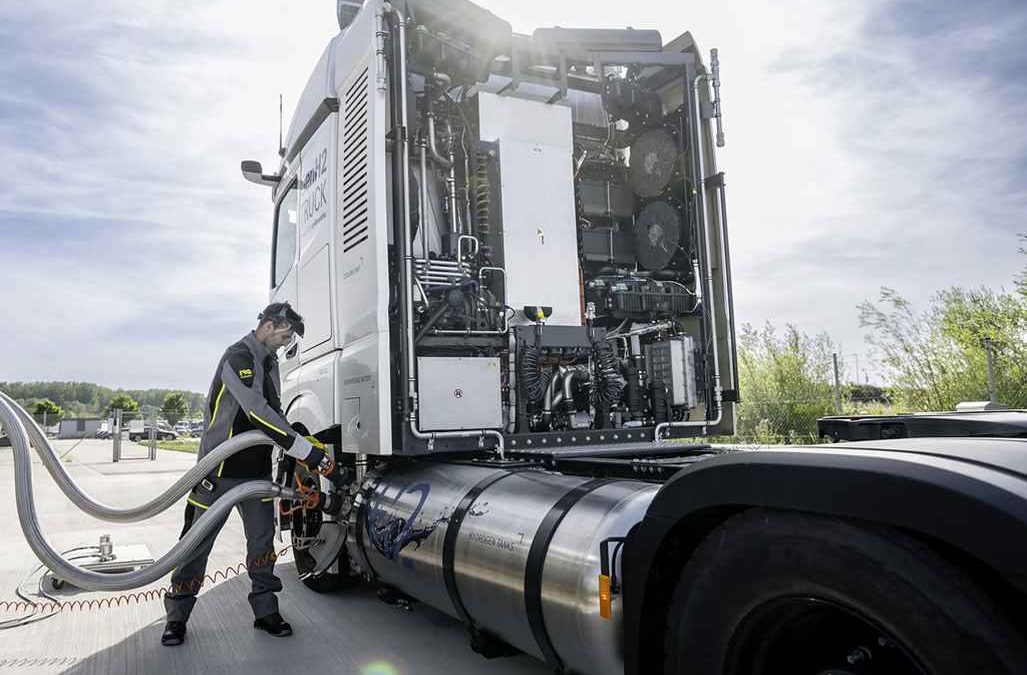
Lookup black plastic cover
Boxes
[818,410,1027,442]
[622,439,1027,674]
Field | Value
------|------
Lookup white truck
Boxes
[240,2,1027,673]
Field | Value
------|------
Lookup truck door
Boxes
[296,120,336,360]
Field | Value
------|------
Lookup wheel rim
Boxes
[727,596,929,675]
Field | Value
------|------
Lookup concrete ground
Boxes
[0,439,550,675]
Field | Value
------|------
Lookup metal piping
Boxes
[692,257,703,306]
[0,397,300,591]
[428,265,509,337]
[426,114,453,169]
[543,367,567,417]
[710,48,725,147]
[604,321,675,342]
[384,2,417,428]
[428,114,458,247]
[545,367,585,414]
[655,73,723,440]
[714,176,739,396]
[419,140,430,261]
[0,391,286,523]
[383,2,504,459]
[374,10,387,92]
[562,368,586,409]
[445,119,459,238]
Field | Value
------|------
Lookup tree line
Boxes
[0,382,206,426]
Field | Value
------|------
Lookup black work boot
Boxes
[253,611,293,637]
[161,621,187,646]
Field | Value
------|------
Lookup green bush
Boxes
[734,323,839,443]
[860,287,1027,410]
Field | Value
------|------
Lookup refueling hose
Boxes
[0,395,301,592]
[0,391,280,523]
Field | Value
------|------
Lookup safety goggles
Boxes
[259,304,305,338]
[269,322,302,355]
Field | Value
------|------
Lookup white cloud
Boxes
[2,0,1024,391]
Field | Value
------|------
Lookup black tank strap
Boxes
[442,468,527,629]
[524,477,610,672]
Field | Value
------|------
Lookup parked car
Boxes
[128,426,178,442]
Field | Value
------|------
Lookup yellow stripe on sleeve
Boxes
[249,412,288,437]
[210,384,226,425]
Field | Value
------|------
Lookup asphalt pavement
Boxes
[0,438,549,675]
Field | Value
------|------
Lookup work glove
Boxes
[296,435,347,487]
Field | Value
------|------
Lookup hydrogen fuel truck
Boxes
[237,1,1027,673]
[3,1,1026,673]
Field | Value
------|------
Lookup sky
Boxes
[1,0,1024,392]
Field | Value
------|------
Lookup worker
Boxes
[161,302,337,646]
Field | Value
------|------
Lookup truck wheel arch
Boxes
[285,392,330,437]
[622,448,1027,675]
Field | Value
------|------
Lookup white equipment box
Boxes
[417,357,503,431]
[477,91,582,326]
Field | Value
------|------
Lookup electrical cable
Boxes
[0,546,294,624]
[592,340,625,406]
[0,548,100,630]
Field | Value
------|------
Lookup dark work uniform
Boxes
[164,331,309,623]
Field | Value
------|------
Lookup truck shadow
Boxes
[58,562,550,675]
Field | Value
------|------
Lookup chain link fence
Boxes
[731,397,897,445]
[20,407,206,459]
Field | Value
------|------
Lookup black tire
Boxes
[663,509,1026,675]
[129,434,139,442]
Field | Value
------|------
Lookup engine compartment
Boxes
[389,9,734,450]
[386,9,731,447]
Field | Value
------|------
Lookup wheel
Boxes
[129,434,139,442]
[662,509,1027,675]
[288,466,357,594]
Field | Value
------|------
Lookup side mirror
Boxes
[241,160,281,187]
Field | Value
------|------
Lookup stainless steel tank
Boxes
[347,460,659,675]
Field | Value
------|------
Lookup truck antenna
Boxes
[278,94,285,158]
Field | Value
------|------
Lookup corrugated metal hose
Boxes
[0,393,301,592]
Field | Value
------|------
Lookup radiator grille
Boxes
[340,66,369,253]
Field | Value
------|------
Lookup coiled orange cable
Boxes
[0,545,294,616]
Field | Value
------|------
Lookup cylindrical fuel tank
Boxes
[348,461,658,675]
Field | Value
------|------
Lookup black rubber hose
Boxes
[519,344,552,403]
[593,341,624,405]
